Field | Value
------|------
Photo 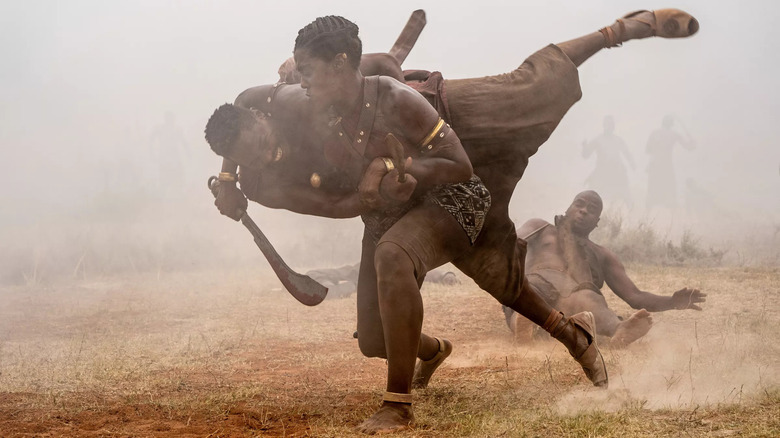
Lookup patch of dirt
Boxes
[0,266,777,437]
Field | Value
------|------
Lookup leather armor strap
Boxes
[572,281,600,294]
[600,19,626,48]
[542,310,565,336]
[332,76,379,160]
[252,82,285,118]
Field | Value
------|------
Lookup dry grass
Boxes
[0,265,777,437]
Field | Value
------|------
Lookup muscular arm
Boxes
[246,177,363,218]
[383,79,473,190]
[602,248,705,311]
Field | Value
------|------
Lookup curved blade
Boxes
[239,214,328,306]
[208,176,328,306]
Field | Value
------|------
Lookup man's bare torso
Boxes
[524,222,606,277]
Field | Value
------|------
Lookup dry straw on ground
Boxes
[0,265,777,437]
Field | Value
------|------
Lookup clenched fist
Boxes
[214,182,247,221]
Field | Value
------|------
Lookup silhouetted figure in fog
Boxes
[149,111,188,195]
[645,114,695,212]
[582,115,635,206]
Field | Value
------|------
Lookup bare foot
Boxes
[510,312,535,344]
[411,338,452,389]
[357,402,413,435]
[611,309,653,347]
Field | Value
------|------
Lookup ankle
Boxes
[600,22,625,48]
[419,337,441,362]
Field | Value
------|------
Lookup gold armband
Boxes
[381,157,395,172]
[218,172,237,182]
[419,118,446,152]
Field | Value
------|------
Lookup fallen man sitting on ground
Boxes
[504,190,707,346]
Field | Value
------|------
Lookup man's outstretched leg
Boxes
[505,278,608,387]
[453,219,608,387]
[557,9,699,67]
[558,290,654,347]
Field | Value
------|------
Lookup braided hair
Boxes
[294,16,362,69]
[204,103,257,156]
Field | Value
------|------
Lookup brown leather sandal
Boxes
[566,311,609,388]
[601,9,700,48]
[411,337,453,389]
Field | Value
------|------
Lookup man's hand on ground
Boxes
[670,287,707,311]
[214,182,247,221]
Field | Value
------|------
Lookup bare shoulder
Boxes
[516,218,551,240]
[234,84,275,109]
[376,76,439,142]
[360,53,403,80]
[377,76,429,109]
[590,241,620,265]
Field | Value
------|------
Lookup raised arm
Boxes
[582,137,596,159]
[602,247,706,311]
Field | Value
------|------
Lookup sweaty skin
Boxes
[511,191,706,345]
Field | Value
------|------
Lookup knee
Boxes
[357,336,387,359]
[473,266,523,307]
[374,242,415,279]
[497,276,539,308]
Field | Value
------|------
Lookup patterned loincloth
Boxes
[362,174,491,245]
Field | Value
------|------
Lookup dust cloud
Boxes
[557,328,777,414]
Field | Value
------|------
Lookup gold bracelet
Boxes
[381,157,395,172]
[218,172,237,182]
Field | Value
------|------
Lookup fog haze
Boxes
[1,0,778,282]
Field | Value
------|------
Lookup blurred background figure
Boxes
[582,115,635,208]
[645,114,696,215]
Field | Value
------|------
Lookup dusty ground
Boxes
[0,265,777,437]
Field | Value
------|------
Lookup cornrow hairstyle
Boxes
[294,16,362,69]
[204,103,257,156]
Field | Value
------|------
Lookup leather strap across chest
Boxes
[333,76,379,160]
